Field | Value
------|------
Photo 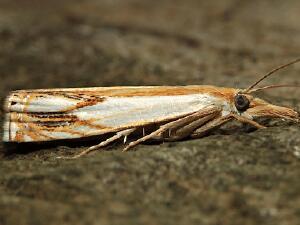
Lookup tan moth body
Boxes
[3,86,235,142]
[2,59,300,158]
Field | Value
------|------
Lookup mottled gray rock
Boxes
[1,1,300,225]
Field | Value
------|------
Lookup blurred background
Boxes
[1,0,299,93]
[1,1,300,225]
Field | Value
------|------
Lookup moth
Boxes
[3,59,300,158]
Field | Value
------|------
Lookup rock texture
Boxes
[0,0,300,224]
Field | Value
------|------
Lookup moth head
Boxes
[230,58,300,122]
[234,93,250,112]
[233,92,299,122]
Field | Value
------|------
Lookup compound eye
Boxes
[234,94,250,112]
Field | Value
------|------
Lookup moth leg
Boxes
[190,114,233,138]
[122,123,182,152]
[142,128,146,137]
[163,110,221,141]
[123,107,219,151]
[122,112,202,151]
[190,113,266,139]
[58,128,136,159]
[231,114,266,129]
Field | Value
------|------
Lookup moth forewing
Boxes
[3,86,232,143]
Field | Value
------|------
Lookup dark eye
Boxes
[234,94,250,112]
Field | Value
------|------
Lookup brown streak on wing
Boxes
[28,123,59,141]
[64,97,106,112]
[26,124,53,141]
[23,93,36,112]
[10,112,78,123]
[10,86,237,98]
[15,129,24,142]
[74,119,108,130]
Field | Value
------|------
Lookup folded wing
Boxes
[3,87,219,142]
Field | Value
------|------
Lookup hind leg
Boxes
[59,128,137,159]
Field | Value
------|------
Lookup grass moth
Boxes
[3,59,300,158]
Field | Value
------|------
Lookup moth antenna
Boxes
[244,58,300,93]
[248,84,300,93]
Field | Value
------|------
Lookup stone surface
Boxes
[0,0,300,224]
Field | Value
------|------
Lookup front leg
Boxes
[230,114,266,129]
[191,113,266,139]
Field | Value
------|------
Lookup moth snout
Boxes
[247,104,299,122]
